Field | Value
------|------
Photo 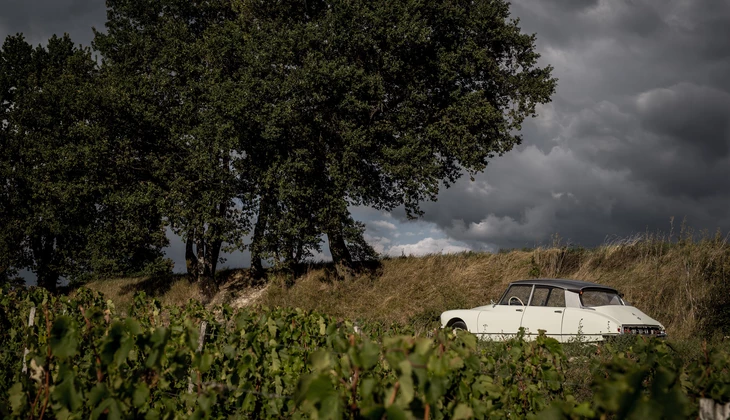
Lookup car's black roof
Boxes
[509,278,618,292]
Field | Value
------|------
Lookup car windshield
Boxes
[580,289,623,307]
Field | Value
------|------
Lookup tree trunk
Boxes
[208,202,225,276]
[185,221,222,300]
[281,239,296,273]
[294,241,304,265]
[250,195,271,279]
[34,234,58,292]
[194,233,218,300]
[195,234,207,278]
[37,270,59,292]
[185,236,198,278]
[327,224,354,280]
[209,238,222,276]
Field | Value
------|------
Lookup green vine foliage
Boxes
[1,286,729,419]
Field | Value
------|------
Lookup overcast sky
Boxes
[4,0,730,271]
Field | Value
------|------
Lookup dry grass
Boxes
[260,231,730,339]
[83,274,203,315]
[86,230,730,340]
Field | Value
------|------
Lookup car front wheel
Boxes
[449,320,468,331]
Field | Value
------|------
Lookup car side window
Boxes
[529,287,550,306]
[499,285,533,305]
[545,288,566,307]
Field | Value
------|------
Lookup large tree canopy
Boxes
[235,0,556,272]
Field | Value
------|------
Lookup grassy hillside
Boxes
[85,232,730,340]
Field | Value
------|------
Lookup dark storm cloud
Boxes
[636,83,730,160]
[0,0,105,47]
[393,0,730,250]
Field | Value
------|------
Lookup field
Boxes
[3,232,730,418]
[1,286,729,419]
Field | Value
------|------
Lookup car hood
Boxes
[591,306,663,326]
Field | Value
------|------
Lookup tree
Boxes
[0,34,169,290]
[0,34,103,290]
[235,0,556,275]
[90,0,556,283]
[0,36,33,285]
[81,77,172,280]
[94,0,252,295]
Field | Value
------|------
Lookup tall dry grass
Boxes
[260,229,730,339]
[86,229,730,339]
[83,274,203,315]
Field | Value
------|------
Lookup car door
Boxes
[478,284,532,339]
[519,287,565,341]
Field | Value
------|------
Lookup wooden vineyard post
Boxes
[21,306,36,374]
[699,398,730,420]
[188,321,208,393]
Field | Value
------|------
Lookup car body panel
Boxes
[592,306,656,325]
[520,306,564,340]
[440,309,481,331]
[561,307,617,341]
[477,305,525,337]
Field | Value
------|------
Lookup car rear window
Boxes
[529,287,550,306]
[546,289,565,307]
[580,289,623,307]
[529,287,565,307]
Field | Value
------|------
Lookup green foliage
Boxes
[2,287,730,419]
[235,0,556,269]
[0,34,169,288]
[588,336,692,419]
[686,341,730,403]
[2,0,557,282]
[94,0,251,287]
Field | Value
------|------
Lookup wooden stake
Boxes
[188,321,207,393]
[21,306,36,374]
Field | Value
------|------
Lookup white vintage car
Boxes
[440,279,666,342]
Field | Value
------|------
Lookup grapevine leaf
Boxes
[310,350,331,371]
[88,383,109,407]
[267,317,278,337]
[573,402,595,417]
[9,382,26,415]
[133,383,150,408]
[125,318,142,335]
[52,364,82,412]
[414,337,432,356]
[101,322,122,365]
[92,397,123,420]
[458,332,477,351]
[399,375,415,405]
[453,403,474,419]
[50,316,78,360]
[199,352,213,373]
[318,395,342,420]
[361,378,376,398]
[361,341,380,370]
[385,405,408,420]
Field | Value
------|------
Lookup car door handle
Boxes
[554,310,562,313]
[516,309,523,312]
